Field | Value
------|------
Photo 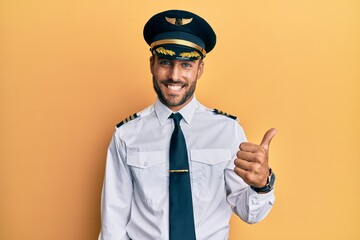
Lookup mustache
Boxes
[161,79,187,85]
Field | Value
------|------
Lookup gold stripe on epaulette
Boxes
[213,109,237,120]
[116,113,138,128]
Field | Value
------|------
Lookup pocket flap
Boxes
[127,151,166,168]
[190,149,232,165]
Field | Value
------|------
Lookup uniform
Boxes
[99,97,275,240]
[99,9,275,240]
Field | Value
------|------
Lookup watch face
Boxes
[269,173,276,187]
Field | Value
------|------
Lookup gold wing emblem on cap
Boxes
[165,17,193,26]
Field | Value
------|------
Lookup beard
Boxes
[152,76,197,109]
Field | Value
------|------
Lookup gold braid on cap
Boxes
[150,39,206,57]
[179,51,200,58]
[155,47,175,56]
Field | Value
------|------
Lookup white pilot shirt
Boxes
[99,97,275,240]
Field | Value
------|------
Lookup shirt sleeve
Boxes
[98,130,133,240]
[225,123,275,224]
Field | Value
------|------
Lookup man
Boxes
[99,9,276,240]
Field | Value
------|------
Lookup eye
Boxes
[159,60,171,66]
[181,62,192,68]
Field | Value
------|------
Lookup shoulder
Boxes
[116,113,139,128]
[212,108,237,120]
[198,103,238,121]
[115,105,154,129]
[196,104,247,144]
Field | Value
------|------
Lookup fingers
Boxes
[234,158,252,171]
[234,167,248,179]
[234,128,277,187]
[239,128,277,153]
[236,150,265,164]
[234,165,268,188]
[260,128,277,150]
[234,158,264,172]
[239,142,265,153]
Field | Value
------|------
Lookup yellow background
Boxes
[1,0,359,239]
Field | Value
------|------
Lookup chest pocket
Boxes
[127,151,168,206]
[190,149,232,201]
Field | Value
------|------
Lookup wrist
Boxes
[251,168,275,193]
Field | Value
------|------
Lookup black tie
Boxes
[169,113,196,240]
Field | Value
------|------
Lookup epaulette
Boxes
[213,109,237,120]
[116,113,139,128]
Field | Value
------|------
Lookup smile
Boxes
[166,84,183,91]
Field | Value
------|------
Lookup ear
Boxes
[149,55,154,74]
[197,60,205,79]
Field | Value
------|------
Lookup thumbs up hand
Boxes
[234,128,277,188]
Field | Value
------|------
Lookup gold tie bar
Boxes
[169,169,189,173]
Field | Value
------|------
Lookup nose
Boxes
[168,63,181,81]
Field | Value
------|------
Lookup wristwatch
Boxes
[251,168,276,193]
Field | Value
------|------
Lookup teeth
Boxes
[167,85,182,91]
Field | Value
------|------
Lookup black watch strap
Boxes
[251,168,275,193]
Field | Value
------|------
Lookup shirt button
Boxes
[143,162,148,167]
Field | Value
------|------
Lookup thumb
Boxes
[260,128,277,150]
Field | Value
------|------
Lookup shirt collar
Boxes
[154,96,199,126]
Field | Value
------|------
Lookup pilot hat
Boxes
[143,9,216,60]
